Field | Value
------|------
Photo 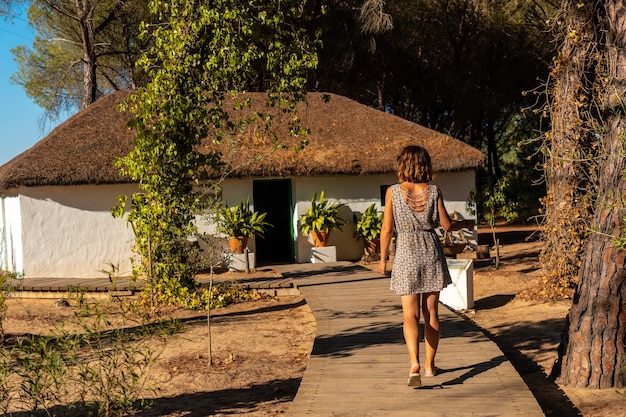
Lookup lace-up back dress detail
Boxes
[389,184,452,295]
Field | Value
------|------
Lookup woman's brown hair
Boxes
[397,145,433,183]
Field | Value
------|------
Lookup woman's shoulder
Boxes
[428,184,442,198]
[385,183,399,199]
[388,183,400,193]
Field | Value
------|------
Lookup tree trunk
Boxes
[76,0,98,107]
[485,120,500,178]
[559,119,626,388]
[557,0,626,389]
[540,0,601,297]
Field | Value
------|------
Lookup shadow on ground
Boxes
[464,314,582,417]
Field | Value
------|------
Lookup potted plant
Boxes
[299,191,345,247]
[217,199,271,254]
[353,204,384,260]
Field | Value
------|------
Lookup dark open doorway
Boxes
[252,179,294,265]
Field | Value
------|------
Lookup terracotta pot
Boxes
[228,236,248,254]
[363,238,380,262]
[364,239,380,255]
[311,231,330,247]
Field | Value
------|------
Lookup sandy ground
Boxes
[462,242,625,417]
[2,231,625,416]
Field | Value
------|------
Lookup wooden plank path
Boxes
[271,261,545,417]
[10,277,140,298]
[9,274,296,298]
[12,261,545,416]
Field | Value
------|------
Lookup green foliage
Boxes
[468,176,520,269]
[116,0,318,306]
[208,282,264,309]
[130,282,262,311]
[0,293,174,416]
[0,270,15,413]
[217,199,272,238]
[495,122,546,220]
[12,0,152,116]
[0,276,259,415]
[0,269,18,340]
[299,191,345,234]
[0,351,10,415]
[353,204,383,242]
[12,333,68,413]
[468,177,520,228]
[60,298,170,417]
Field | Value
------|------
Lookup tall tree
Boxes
[0,0,21,15]
[11,0,151,118]
[538,0,600,300]
[546,0,625,388]
[308,0,554,221]
[117,0,318,305]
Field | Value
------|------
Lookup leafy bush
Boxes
[0,292,176,417]
[217,199,271,238]
[353,204,383,242]
[299,191,345,234]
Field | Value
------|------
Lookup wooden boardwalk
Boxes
[12,261,545,416]
[272,262,545,417]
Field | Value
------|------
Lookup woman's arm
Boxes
[437,187,475,231]
[377,187,395,275]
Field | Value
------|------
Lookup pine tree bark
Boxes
[541,0,600,297]
[76,0,98,107]
[558,0,626,389]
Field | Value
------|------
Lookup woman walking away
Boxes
[377,145,474,388]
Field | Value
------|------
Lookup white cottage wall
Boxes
[293,174,394,262]
[17,184,138,278]
[433,171,476,218]
[207,171,476,264]
[1,193,23,273]
[4,168,476,278]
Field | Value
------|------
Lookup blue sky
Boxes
[0,6,56,166]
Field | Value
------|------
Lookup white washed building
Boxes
[0,92,483,278]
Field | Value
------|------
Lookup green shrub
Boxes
[217,199,271,238]
[353,204,383,242]
[299,191,345,234]
[0,292,176,417]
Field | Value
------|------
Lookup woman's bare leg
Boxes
[401,294,421,374]
[422,292,440,376]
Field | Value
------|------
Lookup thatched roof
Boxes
[0,92,135,190]
[0,90,484,191]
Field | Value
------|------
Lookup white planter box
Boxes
[310,246,337,263]
[226,252,256,272]
[440,259,474,311]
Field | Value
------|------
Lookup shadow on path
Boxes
[415,355,509,390]
[460,314,583,417]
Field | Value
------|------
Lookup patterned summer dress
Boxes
[389,183,452,295]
